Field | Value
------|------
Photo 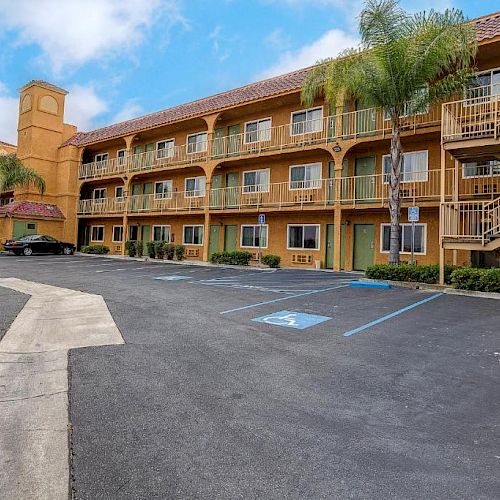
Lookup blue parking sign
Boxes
[408,206,419,222]
[258,213,265,225]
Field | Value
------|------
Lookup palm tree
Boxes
[0,155,45,195]
[301,0,477,264]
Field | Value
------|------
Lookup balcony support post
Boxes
[439,147,447,285]
[332,149,346,272]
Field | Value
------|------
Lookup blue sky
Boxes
[0,0,498,144]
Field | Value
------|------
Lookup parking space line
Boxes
[343,293,443,337]
[220,284,349,315]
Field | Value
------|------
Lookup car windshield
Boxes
[42,236,56,241]
[19,235,41,241]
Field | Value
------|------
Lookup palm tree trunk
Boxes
[389,117,402,265]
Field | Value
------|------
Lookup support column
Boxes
[331,148,347,272]
[439,147,447,284]
[202,208,211,262]
[121,177,132,256]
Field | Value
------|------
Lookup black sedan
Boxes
[4,235,75,256]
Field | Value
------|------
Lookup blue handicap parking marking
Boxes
[155,275,191,281]
[252,310,331,330]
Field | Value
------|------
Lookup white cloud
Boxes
[265,28,292,52]
[0,0,186,74]
[65,85,108,131]
[259,29,359,79]
[0,84,18,145]
[112,100,143,123]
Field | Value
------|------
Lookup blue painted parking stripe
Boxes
[220,284,348,315]
[343,292,443,337]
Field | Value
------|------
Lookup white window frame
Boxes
[129,225,139,240]
[240,224,268,249]
[184,176,206,198]
[290,107,323,136]
[242,168,270,193]
[117,149,126,166]
[467,67,500,100]
[383,150,428,184]
[380,223,427,255]
[462,160,500,179]
[186,132,208,154]
[112,225,123,243]
[90,225,104,243]
[243,117,272,144]
[182,225,204,246]
[156,139,175,159]
[289,163,322,190]
[95,152,109,163]
[154,180,173,199]
[115,186,124,199]
[286,224,321,251]
[152,225,171,242]
[93,188,107,201]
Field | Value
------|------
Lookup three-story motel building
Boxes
[2,12,500,276]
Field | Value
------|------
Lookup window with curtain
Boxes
[287,225,320,249]
[187,133,208,153]
[91,226,104,242]
[289,163,322,189]
[381,224,426,254]
[185,176,206,197]
[112,226,123,242]
[241,225,268,248]
[291,107,323,135]
[242,169,270,193]
[154,180,173,199]
[152,225,171,242]
[383,150,428,183]
[244,118,271,143]
[462,160,500,178]
[183,225,204,245]
[156,139,175,159]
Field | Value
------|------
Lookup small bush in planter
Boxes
[210,251,252,266]
[175,244,186,261]
[81,245,110,255]
[261,254,281,268]
[365,263,455,285]
[146,241,156,258]
[155,241,165,259]
[125,240,137,257]
[451,267,500,292]
[136,240,144,257]
[163,243,175,260]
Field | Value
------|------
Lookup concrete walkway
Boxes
[0,278,124,500]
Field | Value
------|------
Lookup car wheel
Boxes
[23,247,33,256]
[62,246,74,255]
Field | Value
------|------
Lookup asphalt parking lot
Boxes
[0,253,499,499]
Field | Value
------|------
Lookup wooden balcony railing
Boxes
[128,192,207,214]
[78,106,441,180]
[442,86,500,143]
[78,197,126,215]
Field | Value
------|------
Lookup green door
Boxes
[224,225,237,252]
[13,220,37,240]
[213,127,225,158]
[211,174,222,209]
[141,225,151,253]
[355,156,376,203]
[143,182,152,210]
[226,172,239,207]
[325,224,334,269]
[209,224,220,257]
[353,224,375,271]
[228,124,241,155]
[145,143,154,166]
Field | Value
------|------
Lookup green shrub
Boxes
[164,243,175,260]
[365,263,455,285]
[136,240,144,257]
[125,240,137,257]
[175,244,186,261]
[450,267,500,293]
[146,241,156,258]
[155,241,165,259]
[81,245,110,255]
[261,254,281,268]
[210,251,252,266]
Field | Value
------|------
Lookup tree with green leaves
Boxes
[301,0,477,264]
[0,155,46,195]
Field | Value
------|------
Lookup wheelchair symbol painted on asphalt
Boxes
[252,310,331,330]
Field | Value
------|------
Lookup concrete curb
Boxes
[362,278,500,300]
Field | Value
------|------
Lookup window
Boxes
[185,176,206,197]
[117,149,126,166]
[291,107,323,135]
[93,188,106,201]
[187,132,208,154]
[27,223,37,230]
[129,225,138,240]
[154,180,173,199]
[152,225,171,242]
[468,68,500,99]
[289,163,322,189]
[381,223,426,255]
[244,118,271,144]
[462,159,500,178]
[287,224,320,250]
[242,169,270,193]
[115,186,124,199]
[241,225,268,248]
[156,139,175,159]
[112,225,123,242]
[183,225,204,245]
[95,153,109,171]
[91,225,104,242]
[383,150,428,183]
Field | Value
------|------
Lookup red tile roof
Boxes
[0,201,65,219]
[61,11,500,149]
[0,140,16,148]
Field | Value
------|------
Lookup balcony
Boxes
[128,191,207,214]
[78,106,441,181]
[78,197,126,216]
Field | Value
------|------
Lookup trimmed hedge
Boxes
[365,263,455,284]
[450,267,500,293]
[210,251,252,266]
[164,243,175,260]
[125,240,137,257]
[175,244,186,261]
[261,254,281,268]
[81,245,109,255]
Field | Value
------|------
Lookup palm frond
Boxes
[0,155,46,194]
